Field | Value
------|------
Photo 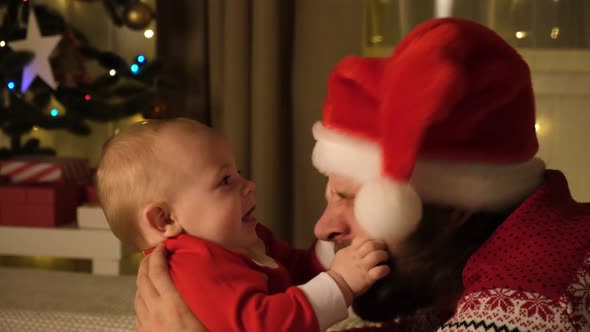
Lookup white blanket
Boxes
[0,267,135,332]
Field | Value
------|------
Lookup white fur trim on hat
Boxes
[412,158,546,211]
[312,122,381,183]
[355,179,422,248]
[312,121,546,212]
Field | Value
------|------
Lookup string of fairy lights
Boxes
[0,0,156,119]
[3,53,151,118]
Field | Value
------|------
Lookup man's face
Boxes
[315,174,473,321]
[313,175,368,249]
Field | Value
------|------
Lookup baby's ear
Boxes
[143,203,183,238]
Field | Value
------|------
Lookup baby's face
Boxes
[166,128,258,252]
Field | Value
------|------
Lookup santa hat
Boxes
[312,18,546,247]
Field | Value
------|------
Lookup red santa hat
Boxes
[312,18,546,247]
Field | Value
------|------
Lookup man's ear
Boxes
[143,203,183,238]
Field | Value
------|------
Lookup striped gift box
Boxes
[0,158,90,184]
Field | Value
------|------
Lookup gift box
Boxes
[0,183,83,227]
[0,157,90,184]
[84,182,99,204]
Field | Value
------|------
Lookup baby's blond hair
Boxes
[96,118,200,250]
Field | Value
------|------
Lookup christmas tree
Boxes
[0,2,167,158]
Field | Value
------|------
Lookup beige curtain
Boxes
[158,0,364,247]
[156,0,210,122]
[291,0,364,246]
[207,0,293,241]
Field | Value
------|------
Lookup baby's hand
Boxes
[329,237,390,300]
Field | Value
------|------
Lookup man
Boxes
[135,18,590,331]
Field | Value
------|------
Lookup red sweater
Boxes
[162,224,348,332]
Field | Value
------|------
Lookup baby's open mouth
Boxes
[242,205,256,222]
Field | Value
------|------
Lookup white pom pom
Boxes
[354,179,422,250]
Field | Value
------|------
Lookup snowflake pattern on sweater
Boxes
[437,171,590,332]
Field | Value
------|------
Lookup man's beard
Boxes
[344,207,508,322]
[334,240,351,253]
[351,256,443,321]
[333,240,438,320]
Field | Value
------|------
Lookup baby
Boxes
[96,118,390,332]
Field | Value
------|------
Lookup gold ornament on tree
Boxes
[123,1,154,30]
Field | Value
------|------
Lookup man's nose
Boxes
[314,206,351,242]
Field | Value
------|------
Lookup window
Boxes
[365,0,590,49]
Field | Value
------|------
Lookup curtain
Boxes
[156,0,209,123]
[291,0,364,246]
[206,0,294,241]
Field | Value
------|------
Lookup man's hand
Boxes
[135,244,208,332]
[329,237,390,299]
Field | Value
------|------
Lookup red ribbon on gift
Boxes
[0,158,90,184]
